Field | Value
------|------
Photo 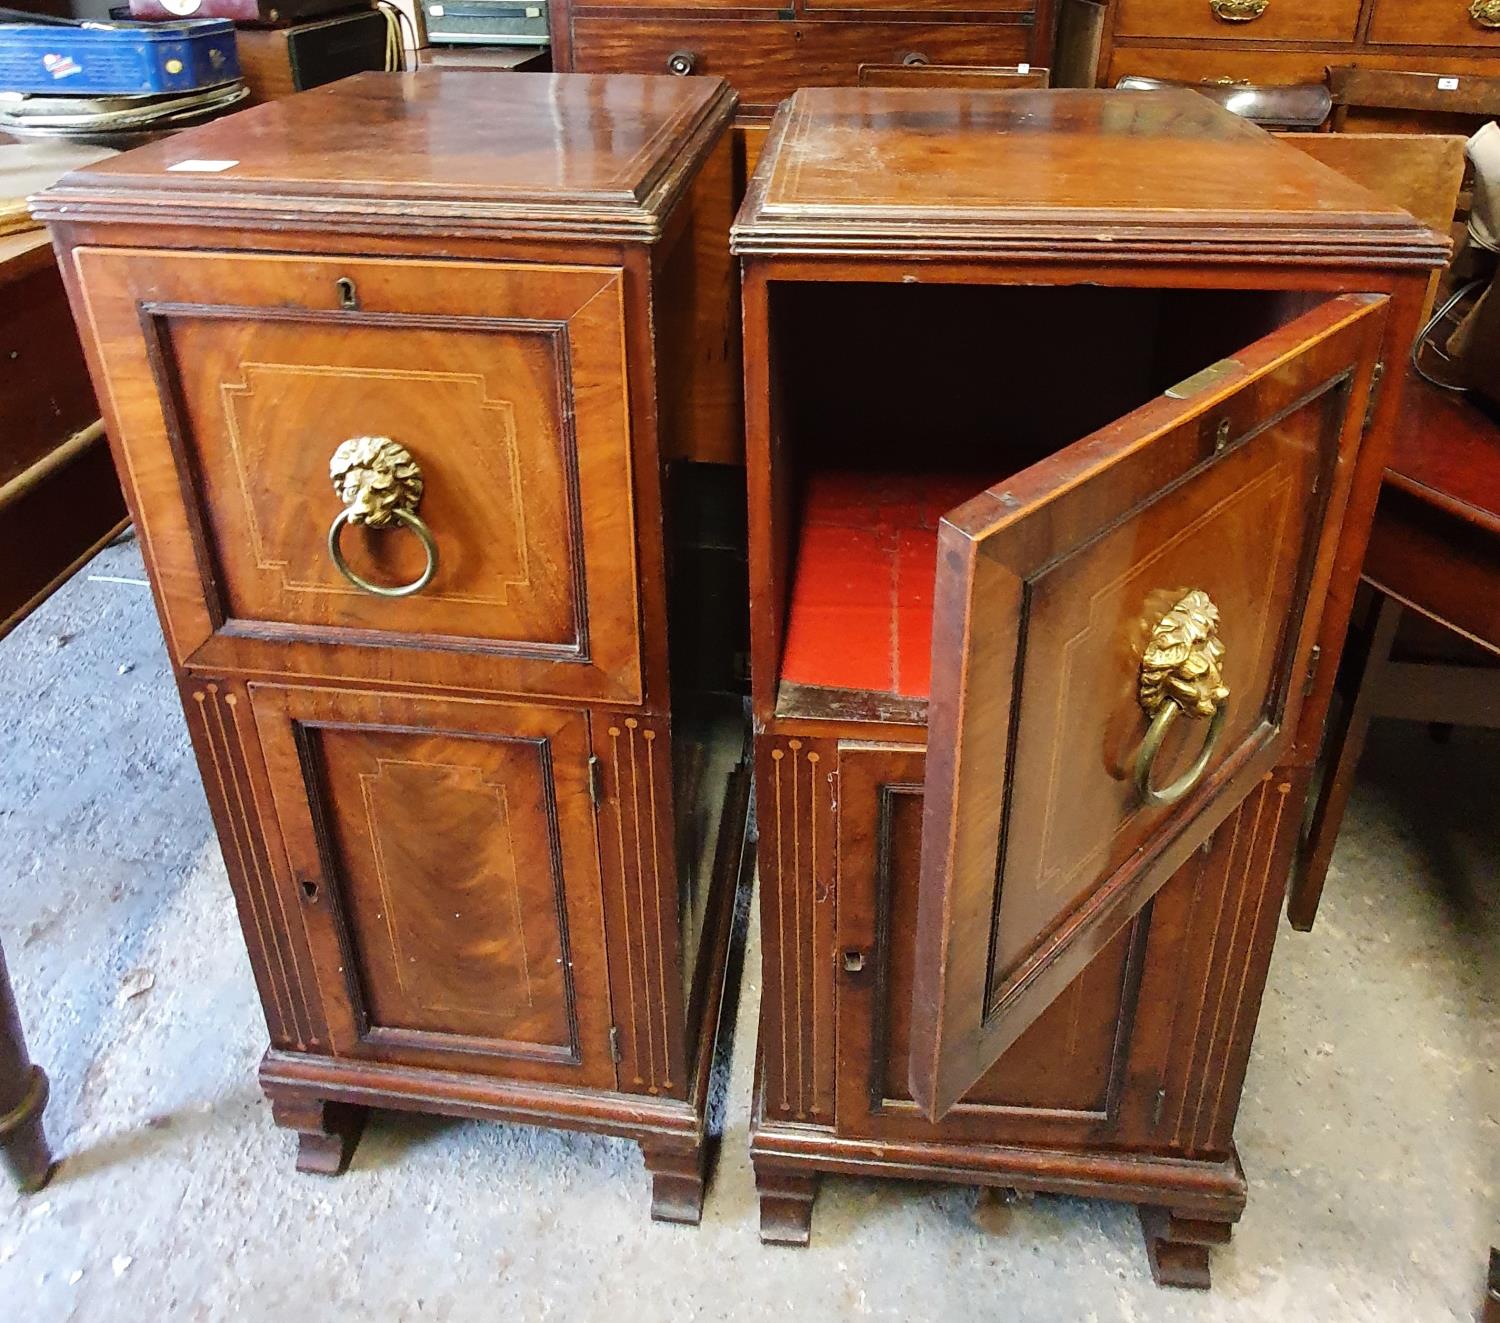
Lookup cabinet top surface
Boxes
[34,71,736,241]
[733,87,1447,266]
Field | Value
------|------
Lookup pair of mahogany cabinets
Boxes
[36,71,1442,1289]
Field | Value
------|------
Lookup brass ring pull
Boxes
[1134,590,1230,808]
[327,435,439,599]
[1471,0,1500,27]
[1134,697,1229,807]
[1209,0,1268,20]
[327,505,437,598]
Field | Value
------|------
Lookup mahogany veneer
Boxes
[734,87,1444,1287]
[35,71,753,1219]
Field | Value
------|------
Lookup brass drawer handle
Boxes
[1472,0,1500,28]
[1209,0,1268,20]
[1134,590,1229,808]
[327,436,438,598]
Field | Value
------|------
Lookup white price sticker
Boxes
[1438,76,1460,91]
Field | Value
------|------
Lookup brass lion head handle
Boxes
[1134,590,1230,808]
[1209,0,1268,20]
[1472,0,1500,28]
[327,436,438,598]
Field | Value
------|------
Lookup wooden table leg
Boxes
[0,939,54,1193]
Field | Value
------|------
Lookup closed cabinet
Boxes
[72,246,643,704]
[44,72,750,1218]
[251,686,619,1087]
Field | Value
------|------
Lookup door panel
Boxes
[911,293,1387,1120]
[71,247,641,703]
[251,685,617,1087]
[836,744,1144,1146]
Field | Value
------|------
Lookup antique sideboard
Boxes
[733,87,1445,1288]
[35,70,754,1222]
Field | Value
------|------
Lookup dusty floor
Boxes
[1,539,1496,1322]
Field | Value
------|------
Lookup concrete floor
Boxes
[1,538,1495,1322]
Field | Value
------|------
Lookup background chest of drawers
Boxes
[552,0,1057,122]
[1063,0,1500,108]
[733,86,1444,1289]
[36,70,753,1221]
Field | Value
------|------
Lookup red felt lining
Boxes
[779,471,984,700]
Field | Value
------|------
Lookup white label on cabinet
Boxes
[166,159,239,173]
[1438,76,1460,91]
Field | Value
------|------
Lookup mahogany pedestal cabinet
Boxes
[733,87,1444,1287]
[36,70,754,1222]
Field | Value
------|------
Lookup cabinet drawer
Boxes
[1113,0,1361,43]
[251,685,619,1086]
[1368,0,1500,47]
[570,19,1031,112]
[73,246,643,704]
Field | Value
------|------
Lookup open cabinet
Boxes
[734,88,1444,1288]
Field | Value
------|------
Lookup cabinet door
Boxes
[70,248,642,704]
[836,743,1144,1146]
[251,686,618,1088]
[911,293,1386,1120]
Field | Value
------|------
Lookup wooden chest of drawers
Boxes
[733,87,1444,1288]
[37,70,753,1220]
[1069,0,1500,103]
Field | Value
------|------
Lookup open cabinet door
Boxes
[910,292,1388,1121]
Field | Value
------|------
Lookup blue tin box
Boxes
[0,19,239,96]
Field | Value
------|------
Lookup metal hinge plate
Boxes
[1363,361,1386,430]
[1166,357,1243,400]
[608,1026,621,1063]
[587,755,603,807]
[1305,643,1322,697]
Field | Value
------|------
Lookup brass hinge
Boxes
[1304,643,1322,697]
[1363,361,1386,430]
[587,755,603,807]
[608,1026,622,1063]
[1152,1087,1167,1128]
[1166,357,1243,401]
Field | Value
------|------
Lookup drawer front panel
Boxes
[570,20,1031,111]
[252,685,619,1086]
[1114,0,1361,43]
[73,247,643,704]
[1368,0,1500,47]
